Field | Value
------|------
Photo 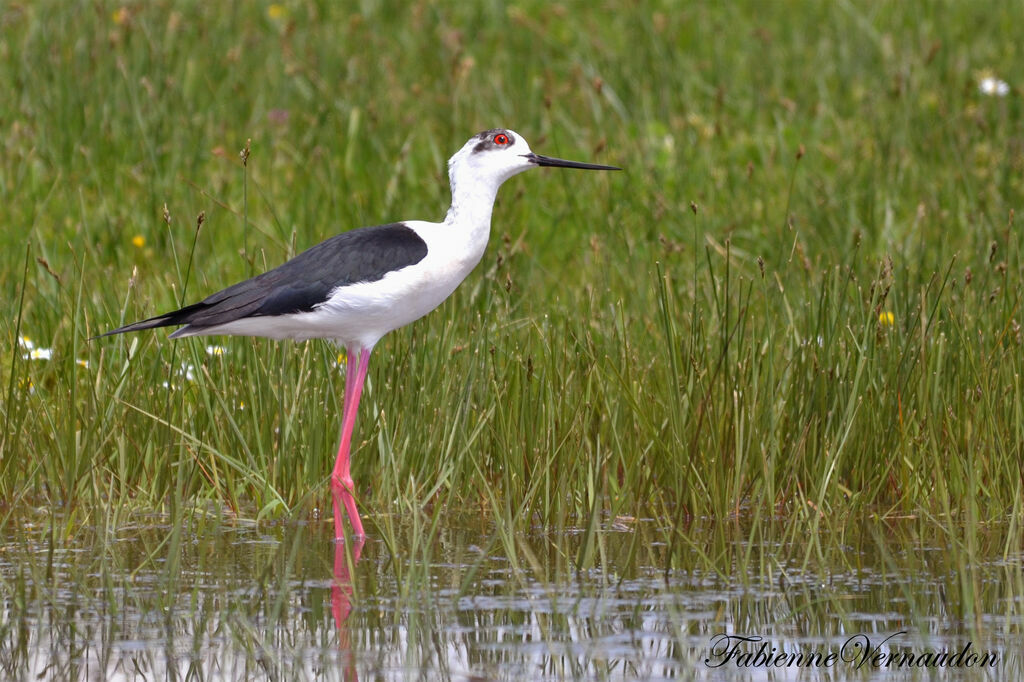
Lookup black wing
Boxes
[99,222,428,336]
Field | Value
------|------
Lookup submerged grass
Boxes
[0,0,1022,601]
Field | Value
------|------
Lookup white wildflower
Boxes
[979,76,1010,97]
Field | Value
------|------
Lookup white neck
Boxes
[442,164,501,258]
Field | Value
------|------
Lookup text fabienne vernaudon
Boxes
[705,632,998,671]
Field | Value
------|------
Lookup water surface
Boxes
[0,510,1018,680]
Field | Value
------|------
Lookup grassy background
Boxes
[1,0,1023,546]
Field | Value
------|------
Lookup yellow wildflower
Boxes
[879,311,895,326]
[132,235,146,248]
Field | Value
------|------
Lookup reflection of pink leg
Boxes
[331,347,371,540]
[331,535,365,626]
[332,536,364,680]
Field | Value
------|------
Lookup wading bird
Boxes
[101,129,619,540]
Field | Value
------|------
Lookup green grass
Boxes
[1,0,1023,566]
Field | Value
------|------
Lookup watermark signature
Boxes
[705,632,998,670]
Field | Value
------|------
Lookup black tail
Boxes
[92,302,206,340]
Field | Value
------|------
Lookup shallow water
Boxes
[0,511,1019,680]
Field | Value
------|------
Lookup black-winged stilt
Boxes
[100,129,619,540]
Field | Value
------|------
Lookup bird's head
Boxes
[448,129,619,190]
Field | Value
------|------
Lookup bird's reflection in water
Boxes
[331,535,365,681]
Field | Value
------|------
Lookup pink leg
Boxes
[331,347,372,540]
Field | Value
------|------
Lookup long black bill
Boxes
[523,152,620,171]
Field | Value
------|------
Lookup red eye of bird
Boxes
[494,133,509,145]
